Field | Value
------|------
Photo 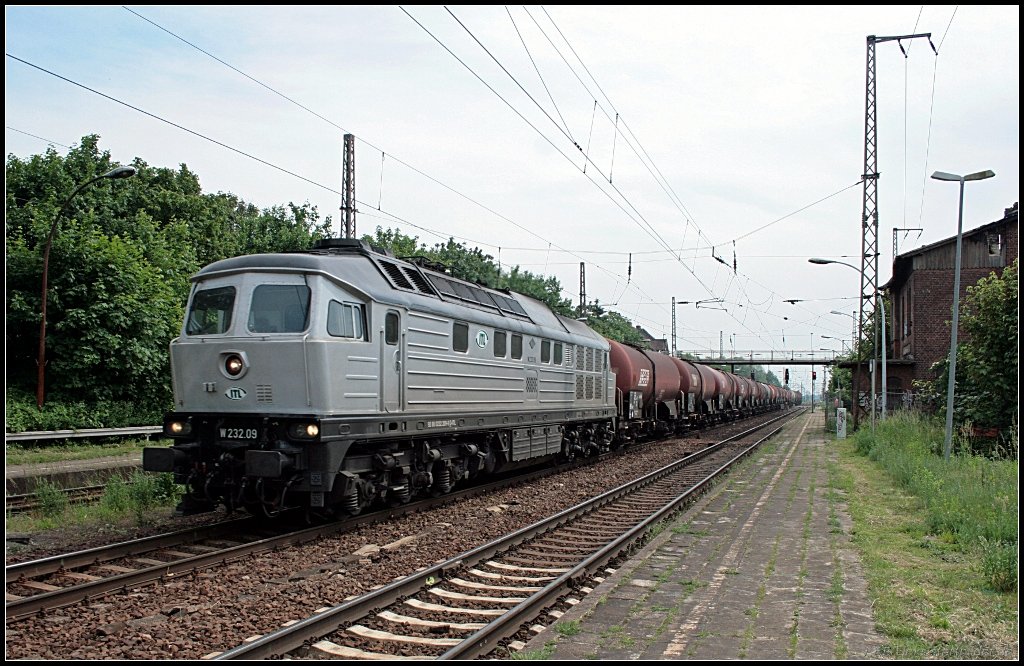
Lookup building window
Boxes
[987,232,1003,256]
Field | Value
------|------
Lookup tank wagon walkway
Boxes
[522,410,884,660]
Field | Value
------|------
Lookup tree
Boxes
[583,301,647,346]
[955,260,1018,454]
[362,226,574,316]
[5,135,333,424]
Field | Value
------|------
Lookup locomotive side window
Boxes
[186,286,236,335]
[249,284,310,333]
[494,330,507,357]
[327,301,365,339]
[511,334,523,360]
[385,312,399,345]
[554,342,563,365]
[453,322,469,352]
[541,340,551,363]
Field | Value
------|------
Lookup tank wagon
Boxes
[144,239,796,520]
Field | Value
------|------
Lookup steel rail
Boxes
[212,408,801,660]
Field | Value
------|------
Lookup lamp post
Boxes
[37,166,137,409]
[810,257,887,427]
[820,335,850,354]
[930,169,996,460]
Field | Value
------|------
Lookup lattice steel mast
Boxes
[856,33,934,428]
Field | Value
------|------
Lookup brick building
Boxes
[848,202,1018,416]
[633,325,669,353]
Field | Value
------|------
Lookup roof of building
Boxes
[883,202,1017,291]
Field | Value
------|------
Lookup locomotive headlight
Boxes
[218,350,250,379]
[225,354,244,376]
[288,422,320,440]
[165,420,192,437]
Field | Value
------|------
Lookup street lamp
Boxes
[37,165,137,409]
[820,335,850,354]
[809,257,887,426]
[831,309,857,347]
[930,168,996,460]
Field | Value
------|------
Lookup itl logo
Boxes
[225,387,247,400]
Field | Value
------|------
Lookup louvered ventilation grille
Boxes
[381,261,414,289]
[256,385,273,403]
[576,376,585,399]
[403,267,435,294]
[526,376,538,394]
[585,376,594,400]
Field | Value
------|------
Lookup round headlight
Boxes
[225,354,244,376]
[305,424,320,437]
[165,420,192,437]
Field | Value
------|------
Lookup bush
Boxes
[5,387,166,432]
[33,480,69,518]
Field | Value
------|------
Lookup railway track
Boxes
[4,439,664,620]
[209,408,803,660]
[5,409,792,626]
[5,484,108,515]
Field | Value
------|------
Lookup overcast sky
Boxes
[5,5,1019,392]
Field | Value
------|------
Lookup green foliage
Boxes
[100,471,175,523]
[33,480,69,518]
[956,260,1018,451]
[979,537,1018,593]
[916,260,1018,458]
[5,135,332,429]
[5,387,165,431]
[363,226,575,316]
[851,411,1018,549]
[583,300,647,346]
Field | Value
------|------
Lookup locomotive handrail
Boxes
[4,426,162,442]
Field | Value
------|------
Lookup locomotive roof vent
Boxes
[311,237,394,258]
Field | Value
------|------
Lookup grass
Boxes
[510,641,556,660]
[835,427,1018,660]
[5,438,170,465]
[554,620,582,637]
[5,470,181,533]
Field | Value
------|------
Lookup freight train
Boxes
[143,239,799,519]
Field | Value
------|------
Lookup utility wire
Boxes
[123,6,664,317]
[505,6,574,143]
[5,125,71,149]
[5,53,345,197]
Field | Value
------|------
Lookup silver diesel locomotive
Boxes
[143,239,616,518]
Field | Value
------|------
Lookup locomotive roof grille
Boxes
[380,260,415,290]
[304,238,533,322]
[426,273,530,319]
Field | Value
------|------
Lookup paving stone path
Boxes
[522,410,885,660]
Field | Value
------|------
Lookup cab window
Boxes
[186,286,236,335]
[541,340,551,363]
[494,331,507,357]
[327,301,365,339]
[248,284,310,333]
[511,334,523,360]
